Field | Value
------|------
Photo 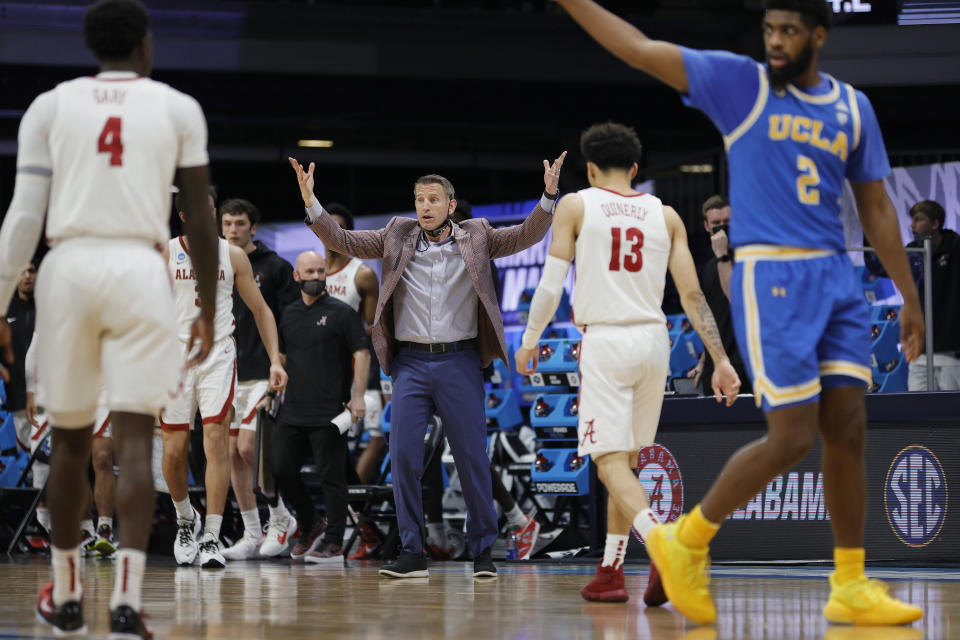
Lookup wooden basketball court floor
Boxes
[0,556,955,639]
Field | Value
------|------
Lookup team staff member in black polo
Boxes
[274,249,370,564]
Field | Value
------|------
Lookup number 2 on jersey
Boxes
[609,226,644,272]
[796,154,820,205]
[97,117,124,166]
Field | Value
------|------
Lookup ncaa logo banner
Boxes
[884,445,948,548]
[633,444,682,542]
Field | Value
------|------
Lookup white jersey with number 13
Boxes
[572,187,670,328]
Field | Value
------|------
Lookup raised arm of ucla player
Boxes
[665,206,740,405]
[515,193,583,375]
[851,180,923,362]
[231,244,288,393]
[0,92,55,377]
[554,0,687,92]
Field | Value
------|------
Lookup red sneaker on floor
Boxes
[511,515,541,560]
[643,560,668,607]
[580,561,628,603]
[348,523,383,560]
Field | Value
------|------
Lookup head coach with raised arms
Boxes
[289,152,565,578]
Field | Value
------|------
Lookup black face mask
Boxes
[299,279,326,296]
[422,217,452,239]
[711,223,730,236]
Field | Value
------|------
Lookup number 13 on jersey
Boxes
[609,226,644,272]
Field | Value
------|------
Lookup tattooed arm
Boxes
[664,206,740,405]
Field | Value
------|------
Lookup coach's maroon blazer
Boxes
[307,204,553,375]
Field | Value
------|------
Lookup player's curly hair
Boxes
[762,0,832,31]
[83,0,149,62]
[579,122,642,172]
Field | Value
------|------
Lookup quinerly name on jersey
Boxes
[727,471,830,521]
[174,268,228,281]
[600,201,650,221]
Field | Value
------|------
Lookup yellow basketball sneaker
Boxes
[823,573,923,625]
[646,518,716,625]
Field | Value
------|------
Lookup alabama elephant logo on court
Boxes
[633,444,683,542]
[884,445,948,548]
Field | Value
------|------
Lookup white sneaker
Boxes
[174,508,202,566]
[222,531,264,561]
[260,513,298,558]
[199,532,225,569]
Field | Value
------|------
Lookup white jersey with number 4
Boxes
[17,71,208,246]
[572,187,670,328]
[169,237,235,343]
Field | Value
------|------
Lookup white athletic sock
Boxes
[426,522,447,548]
[632,508,659,543]
[241,509,262,537]
[505,504,527,529]
[51,546,83,605]
[204,514,223,540]
[110,549,145,612]
[80,518,94,536]
[97,516,113,532]
[36,507,51,534]
[268,498,289,520]
[173,498,193,521]
[601,534,629,569]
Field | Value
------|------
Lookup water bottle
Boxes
[506,533,519,561]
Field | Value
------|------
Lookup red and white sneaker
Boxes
[259,513,298,558]
[511,515,541,560]
[36,582,87,636]
[348,523,383,560]
[580,561,629,603]
[643,559,668,607]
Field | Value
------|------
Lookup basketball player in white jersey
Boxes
[321,204,385,483]
[515,122,741,604]
[0,1,220,636]
[161,191,287,568]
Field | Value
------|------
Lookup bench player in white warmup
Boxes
[0,0,221,636]
[516,122,740,605]
[162,192,287,568]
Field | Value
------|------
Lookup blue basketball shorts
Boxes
[730,245,872,412]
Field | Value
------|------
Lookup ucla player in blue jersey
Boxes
[555,0,924,627]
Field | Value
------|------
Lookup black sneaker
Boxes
[110,604,154,639]
[378,551,428,578]
[473,547,497,578]
[36,582,87,636]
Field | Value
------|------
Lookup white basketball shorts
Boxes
[160,336,237,431]
[35,238,180,428]
[232,379,269,436]
[576,323,670,458]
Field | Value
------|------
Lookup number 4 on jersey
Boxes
[97,116,124,166]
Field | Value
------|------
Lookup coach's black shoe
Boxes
[36,582,87,636]
[378,551,428,578]
[109,604,154,639]
[473,547,498,578]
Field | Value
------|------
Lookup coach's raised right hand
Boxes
[288,157,317,208]
[187,314,214,368]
